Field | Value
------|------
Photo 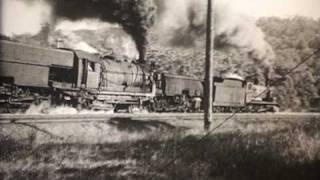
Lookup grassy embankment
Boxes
[1,117,320,180]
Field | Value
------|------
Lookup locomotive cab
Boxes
[73,52,156,112]
[72,51,102,89]
[245,79,279,112]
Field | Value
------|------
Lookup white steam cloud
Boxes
[0,0,52,36]
[155,0,275,66]
[215,2,275,65]
[1,1,139,59]
[49,19,139,59]
[54,19,120,32]
[24,102,112,115]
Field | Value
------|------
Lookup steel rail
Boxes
[1,113,320,124]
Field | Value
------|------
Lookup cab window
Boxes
[88,62,95,72]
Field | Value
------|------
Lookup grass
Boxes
[1,117,320,180]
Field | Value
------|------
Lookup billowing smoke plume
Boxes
[49,0,156,62]
[0,0,52,36]
[155,0,275,68]
[50,19,139,59]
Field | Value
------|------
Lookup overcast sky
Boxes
[225,0,320,19]
[226,0,320,18]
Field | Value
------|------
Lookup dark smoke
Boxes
[170,4,206,47]
[154,0,274,69]
[50,0,156,63]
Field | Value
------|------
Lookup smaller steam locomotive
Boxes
[0,40,278,113]
[152,73,278,113]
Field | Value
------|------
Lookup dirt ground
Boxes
[1,116,320,180]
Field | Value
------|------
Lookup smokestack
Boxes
[136,32,148,64]
[138,46,146,64]
[55,38,63,48]
[265,66,273,87]
[264,67,272,101]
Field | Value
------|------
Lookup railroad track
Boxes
[1,113,320,124]
[1,113,320,144]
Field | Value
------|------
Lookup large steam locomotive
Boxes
[0,40,278,113]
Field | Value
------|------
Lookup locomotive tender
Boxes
[0,40,278,113]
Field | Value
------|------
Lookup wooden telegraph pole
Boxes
[204,0,215,131]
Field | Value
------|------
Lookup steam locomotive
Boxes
[0,40,278,113]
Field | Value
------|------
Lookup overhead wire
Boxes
[156,47,320,173]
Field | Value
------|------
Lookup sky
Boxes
[225,0,320,19]
[0,0,52,36]
[1,0,320,37]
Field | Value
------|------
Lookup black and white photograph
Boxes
[1,0,320,179]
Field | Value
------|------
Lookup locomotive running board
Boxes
[89,87,156,97]
[88,90,155,98]
[247,101,279,106]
